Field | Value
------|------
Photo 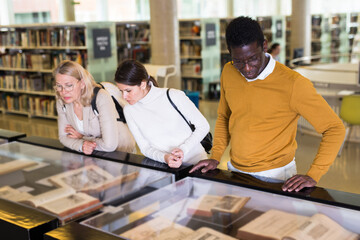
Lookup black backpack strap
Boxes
[111,95,126,123]
[91,86,102,116]
[166,88,195,131]
[91,83,126,123]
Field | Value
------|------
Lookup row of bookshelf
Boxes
[0,50,86,71]
[1,93,56,118]
[0,73,53,93]
[0,27,85,48]
[180,41,201,57]
[116,23,150,45]
[0,22,153,119]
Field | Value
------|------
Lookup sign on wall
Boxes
[205,23,216,46]
[93,28,111,59]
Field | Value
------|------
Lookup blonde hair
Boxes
[53,60,100,106]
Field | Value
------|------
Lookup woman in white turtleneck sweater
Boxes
[114,60,210,168]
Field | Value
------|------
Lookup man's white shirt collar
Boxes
[243,53,276,82]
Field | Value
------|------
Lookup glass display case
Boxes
[0,129,26,144]
[82,177,360,239]
[0,142,173,224]
[18,136,193,181]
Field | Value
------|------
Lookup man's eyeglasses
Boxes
[231,55,260,70]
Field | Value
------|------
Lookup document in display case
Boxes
[81,177,360,239]
[0,142,173,224]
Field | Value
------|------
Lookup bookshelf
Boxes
[285,16,291,65]
[0,23,88,119]
[257,16,286,64]
[350,13,360,62]
[220,18,232,71]
[116,21,151,64]
[179,18,220,98]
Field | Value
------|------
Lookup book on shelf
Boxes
[237,209,359,240]
[0,158,37,175]
[187,194,250,217]
[0,185,33,202]
[20,187,101,219]
[48,165,139,192]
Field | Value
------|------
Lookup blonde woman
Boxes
[54,60,135,155]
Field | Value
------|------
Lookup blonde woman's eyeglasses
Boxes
[54,82,79,92]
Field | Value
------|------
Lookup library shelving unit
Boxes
[349,13,360,62]
[349,13,359,52]
[116,21,151,64]
[311,14,322,62]
[179,18,220,98]
[285,16,291,65]
[0,22,87,119]
[0,21,119,120]
[219,18,232,71]
[330,13,349,63]
[257,16,286,64]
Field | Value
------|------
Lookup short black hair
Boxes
[226,16,264,51]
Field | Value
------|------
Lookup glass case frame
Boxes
[0,142,173,225]
[81,177,360,239]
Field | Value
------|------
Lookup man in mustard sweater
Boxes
[190,16,345,192]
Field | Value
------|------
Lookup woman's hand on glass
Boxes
[65,125,84,139]
[164,153,182,168]
[171,148,184,161]
[82,141,96,155]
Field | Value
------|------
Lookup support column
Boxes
[0,0,14,25]
[290,0,311,59]
[149,0,181,89]
[59,0,75,22]
[96,0,108,21]
[227,0,234,18]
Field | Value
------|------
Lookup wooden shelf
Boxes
[0,68,53,73]
[180,55,202,59]
[0,89,55,96]
[0,46,87,50]
[180,36,201,40]
[4,109,30,116]
[182,74,202,79]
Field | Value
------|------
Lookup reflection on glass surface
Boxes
[82,177,360,239]
[0,142,173,224]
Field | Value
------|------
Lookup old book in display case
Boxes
[48,164,139,192]
[0,158,37,175]
[120,216,237,240]
[81,177,360,239]
[237,209,360,240]
[19,187,102,221]
[187,194,250,219]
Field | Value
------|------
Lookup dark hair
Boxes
[268,43,280,54]
[226,16,264,51]
[114,59,159,87]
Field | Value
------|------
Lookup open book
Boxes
[20,187,101,220]
[187,194,250,217]
[0,158,37,175]
[48,165,139,192]
[120,216,195,240]
[0,185,33,202]
[237,209,360,240]
[120,216,236,240]
[184,227,237,240]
